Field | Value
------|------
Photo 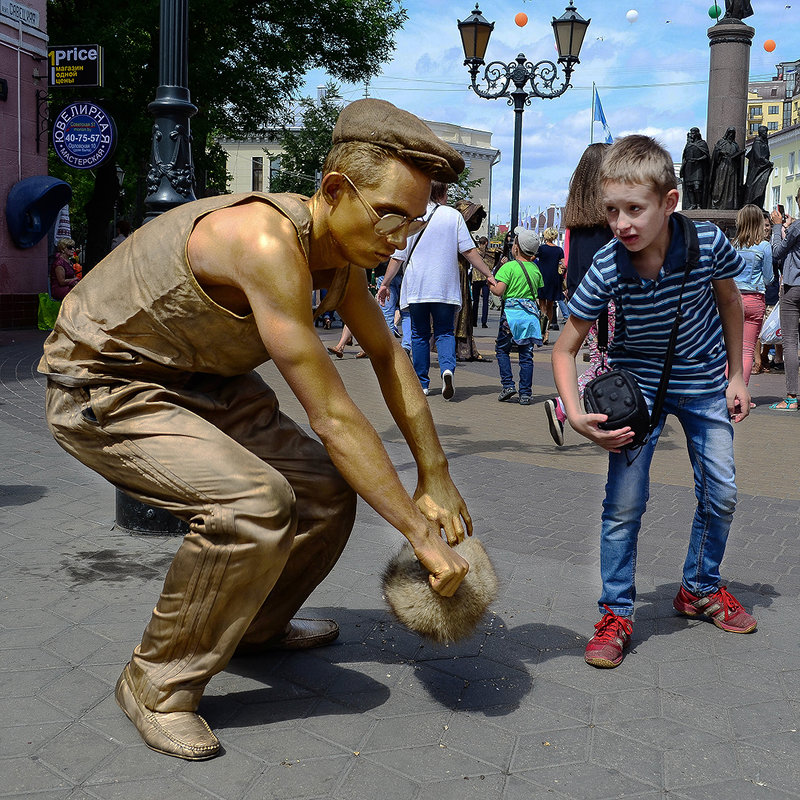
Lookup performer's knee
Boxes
[197,478,298,558]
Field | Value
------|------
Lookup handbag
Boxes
[583,213,699,449]
[760,302,781,345]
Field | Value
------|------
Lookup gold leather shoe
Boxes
[236,617,339,655]
[115,666,221,760]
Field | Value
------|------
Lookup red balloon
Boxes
[764,39,777,52]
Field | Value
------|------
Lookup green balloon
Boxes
[708,3,722,18]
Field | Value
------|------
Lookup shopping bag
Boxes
[760,303,781,345]
[37,293,61,331]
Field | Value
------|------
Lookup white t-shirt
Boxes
[393,202,475,309]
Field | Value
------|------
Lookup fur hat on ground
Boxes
[332,98,465,183]
[381,537,498,643]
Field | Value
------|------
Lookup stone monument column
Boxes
[706,19,755,154]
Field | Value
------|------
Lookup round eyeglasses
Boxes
[340,174,428,237]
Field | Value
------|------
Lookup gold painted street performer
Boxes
[39,99,473,760]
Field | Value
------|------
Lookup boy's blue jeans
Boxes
[495,316,533,396]
[599,390,736,617]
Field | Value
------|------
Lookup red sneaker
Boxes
[584,606,633,668]
[673,584,757,633]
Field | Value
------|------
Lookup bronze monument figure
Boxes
[744,125,773,209]
[724,0,754,20]
[680,127,711,210]
[40,98,477,761]
[709,127,745,210]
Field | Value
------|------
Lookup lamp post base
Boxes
[115,490,189,536]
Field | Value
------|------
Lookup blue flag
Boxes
[593,85,613,144]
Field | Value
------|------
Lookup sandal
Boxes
[327,346,344,359]
[752,364,764,375]
[769,397,798,411]
[355,351,368,359]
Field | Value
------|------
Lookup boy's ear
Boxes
[665,188,680,214]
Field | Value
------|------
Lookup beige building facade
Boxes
[219,120,500,238]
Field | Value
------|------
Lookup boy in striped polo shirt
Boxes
[553,135,757,669]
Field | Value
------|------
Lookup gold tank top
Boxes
[39,192,350,386]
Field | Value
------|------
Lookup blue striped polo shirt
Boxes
[568,216,744,398]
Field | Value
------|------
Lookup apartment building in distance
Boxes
[747,59,800,137]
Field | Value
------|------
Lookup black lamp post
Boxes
[458,3,590,230]
[115,0,195,535]
[144,0,197,220]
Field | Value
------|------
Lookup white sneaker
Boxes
[422,387,430,396]
[442,370,454,401]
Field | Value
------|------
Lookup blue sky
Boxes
[303,0,800,225]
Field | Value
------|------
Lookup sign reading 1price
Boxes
[52,103,116,169]
[47,45,103,87]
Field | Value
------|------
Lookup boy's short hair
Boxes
[600,134,677,196]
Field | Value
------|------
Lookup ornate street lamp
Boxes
[458,3,590,230]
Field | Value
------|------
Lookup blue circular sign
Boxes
[52,102,116,169]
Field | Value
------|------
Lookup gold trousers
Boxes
[46,372,356,712]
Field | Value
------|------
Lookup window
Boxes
[773,187,781,209]
[750,105,762,117]
[790,152,796,175]
[769,105,780,115]
[268,156,282,189]
[768,121,779,131]
[749,122,760,135]
[788,196,796,217]
[251,157,263,192]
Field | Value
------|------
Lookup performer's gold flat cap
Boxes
[333,98,465,183]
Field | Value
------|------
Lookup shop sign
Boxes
[52,102,116,169]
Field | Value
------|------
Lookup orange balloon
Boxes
[764,39,776,52]
[515,12,528,26]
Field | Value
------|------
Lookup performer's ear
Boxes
[320,173,346,208]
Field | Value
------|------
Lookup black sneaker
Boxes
[519,395,532,405]
[442,370,455,401]
[498,386,517,402]
[544,399,565,446]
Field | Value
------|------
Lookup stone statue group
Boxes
[680,125,772,211]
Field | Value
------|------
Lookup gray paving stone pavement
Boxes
[1,319,798,799]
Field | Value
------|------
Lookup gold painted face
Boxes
[322,161,431,269]
[338,174,428,237]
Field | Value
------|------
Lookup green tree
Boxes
[46,0,408,267]
[268,84,343,196]
[447,167,483,205]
